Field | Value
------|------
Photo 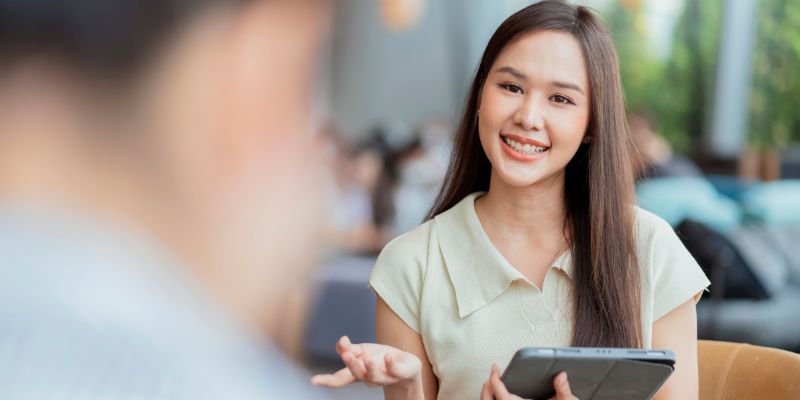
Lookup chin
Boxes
[493,160,568,191]
[492,166,544,188]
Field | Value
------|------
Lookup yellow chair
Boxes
[698,340,800,400]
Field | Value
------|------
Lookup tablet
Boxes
[500,347,675,400]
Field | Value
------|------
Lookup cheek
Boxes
[478,90,515,142]
[551,109,589,149]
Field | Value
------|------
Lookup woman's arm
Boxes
[377,297,439,400]
[651,297,701,400]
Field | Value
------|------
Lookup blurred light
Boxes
[380,0,426,32]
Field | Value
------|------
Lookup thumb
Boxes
[553,372,574,399]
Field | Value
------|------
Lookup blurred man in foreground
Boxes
[0,0,330,398]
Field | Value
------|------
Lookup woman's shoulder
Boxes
[632,205,674,244]
[631,205,700,276]
[379,193,479,263]
[631,207,710,322]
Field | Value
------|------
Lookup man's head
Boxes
[0,0,331,327]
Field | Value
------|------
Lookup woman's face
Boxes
[478,30,590,188]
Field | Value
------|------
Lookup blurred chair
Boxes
[304,256,377,362]
[705,175,756,202]
[740,180,800,225]
[698,340,800,400]
[637,177,800,350]
[636,177,741,233]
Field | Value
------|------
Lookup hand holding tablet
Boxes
[499,347,675,400]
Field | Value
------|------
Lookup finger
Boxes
[337,336,365,357]
[480,380,493,400]
[310,367,356,388]
[339,336,368,358]
[342,351,368,381]
[336,336,352,356]
[553,372,574,399]
[349,342,367,357]
[384,353,398,377]
[489,363,513,398]
[363,356,384,385]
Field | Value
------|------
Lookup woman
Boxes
[312,1,709,399]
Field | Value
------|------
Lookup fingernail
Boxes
[559,372,568,385]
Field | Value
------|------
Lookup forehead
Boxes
[491,30,588,91]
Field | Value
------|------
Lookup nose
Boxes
[513,95,544,131]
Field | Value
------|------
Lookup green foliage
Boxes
[748,0,800,149]
[603,0,800,152]
[604,0,723,153]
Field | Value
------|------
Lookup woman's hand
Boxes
[480,364,579,400]
[310,336,423,390]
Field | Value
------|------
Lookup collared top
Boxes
[368,192,710,400]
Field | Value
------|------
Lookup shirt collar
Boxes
[434,192,572,318]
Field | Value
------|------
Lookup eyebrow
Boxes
[495,66,585,95]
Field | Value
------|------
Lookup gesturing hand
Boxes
[310,336,422,389]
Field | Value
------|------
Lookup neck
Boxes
[477,170,567,244]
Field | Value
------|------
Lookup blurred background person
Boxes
[0,0,332,398]
[327,130,393,256]
[322,120,453,254]
[389,120,452,237]
[629,111,704,181]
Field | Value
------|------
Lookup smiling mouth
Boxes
[500,134,550,156]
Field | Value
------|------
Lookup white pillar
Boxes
[707,0,760,157]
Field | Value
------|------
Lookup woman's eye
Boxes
[550,94,574,105]
[499,83,523,94]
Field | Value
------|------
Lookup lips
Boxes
[499,133,550,149]
[499,133,550,162]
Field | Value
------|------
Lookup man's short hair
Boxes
[0,0,249,79]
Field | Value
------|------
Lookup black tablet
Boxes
[500,347,676,400]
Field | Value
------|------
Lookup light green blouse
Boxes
[368,192,710,400]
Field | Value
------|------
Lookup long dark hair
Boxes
[426,0,642,348]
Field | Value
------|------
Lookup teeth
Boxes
[502,136,548,155]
